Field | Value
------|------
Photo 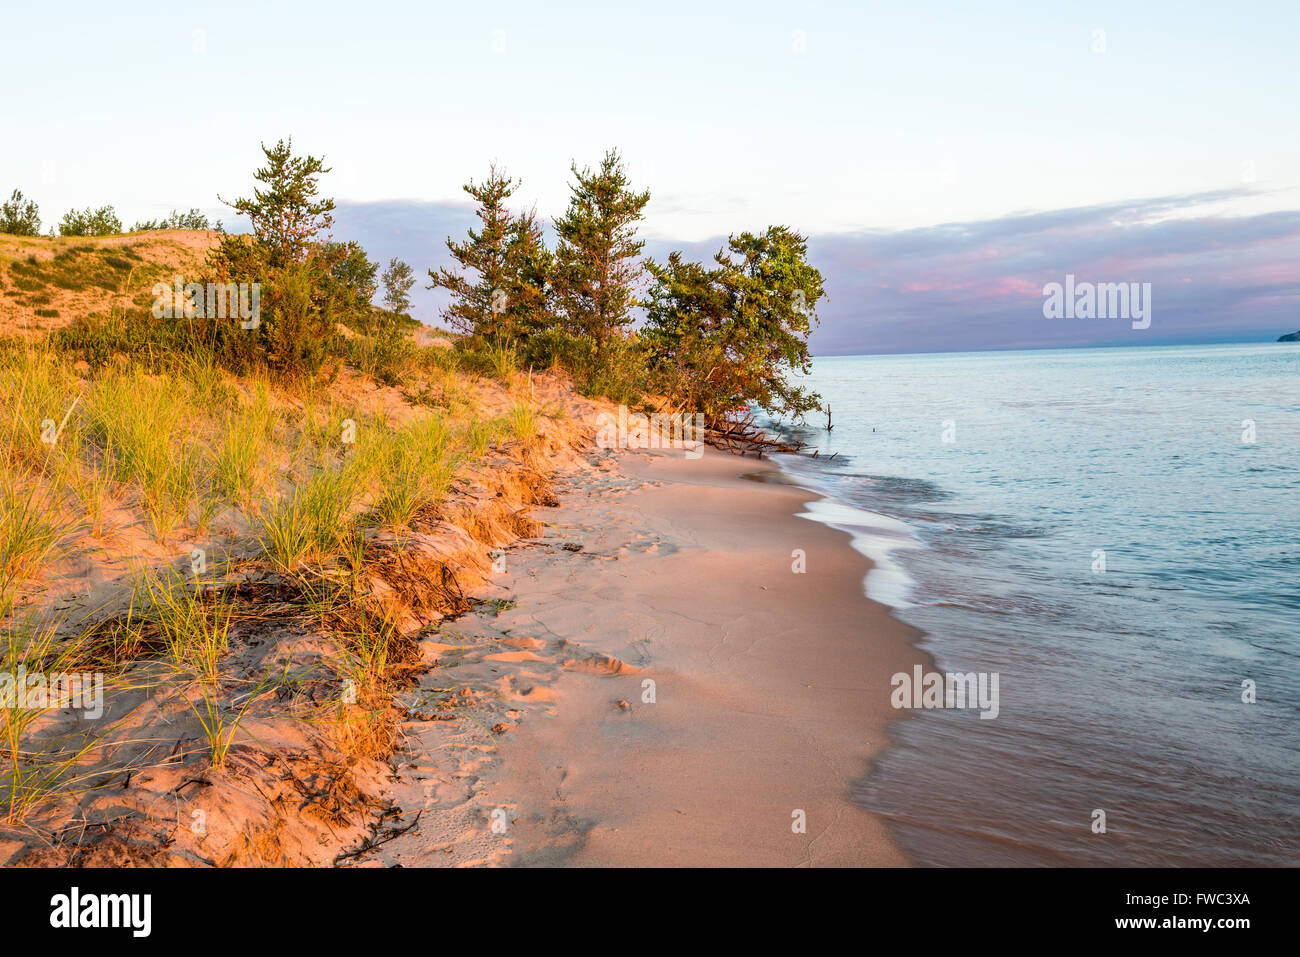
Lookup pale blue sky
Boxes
[3,0,1297,238]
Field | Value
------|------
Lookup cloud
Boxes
[333,199,480,324]
[801,189,1300,353]
[335,189,1300,352]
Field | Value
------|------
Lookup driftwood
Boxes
[702,409,818,459]
[641,399,837,460]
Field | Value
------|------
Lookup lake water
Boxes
[773,343,1299,866]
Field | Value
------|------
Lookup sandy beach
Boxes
[366,442,924,867]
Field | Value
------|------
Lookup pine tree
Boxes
[506,207,553,339]
[222,138,335,268]
[428,166,549,340]
[552,149,649,350]
[203,139,369,379]
[644,226,825,419]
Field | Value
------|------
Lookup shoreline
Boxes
[371,441,928,866]
[501,444,926,865]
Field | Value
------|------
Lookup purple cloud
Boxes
[335,188,1300,354]
[801,189,1300,354]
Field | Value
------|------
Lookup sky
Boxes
[3,0,1298,353]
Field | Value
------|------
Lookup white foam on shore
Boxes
[796,497,921,609]
[749,456,923,610]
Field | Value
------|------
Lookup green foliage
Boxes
[9,244,145,302]
[58,205,122,237]
[367,415,458,530]
[552,149,649,349]
[643,226,825,420]
[348,327,414,386]
[520,327,649,406]
[0,190,41,236]
[508,209,553,339]
[0,342,83,472]
[202,141,376,379]
[222,138,334,268]
[200,246,372,379]
[322,240,378,332]
[20,139,829,427]
[1,616,107,822]
[462,417,500,455]
[51,308,210,372]
[0,477,75,616]
[54,262,337,400]
[427,165,551,341]
[506,402,537,442]
[259,459,363,569]
[380,257,415,315]
[251,259,336,380]
[84,369,206,539]
[131,208,213,231]
[138,566,233,684]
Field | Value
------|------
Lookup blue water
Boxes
[773,343,1299,866]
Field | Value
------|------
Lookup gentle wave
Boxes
[772,343,1300,866]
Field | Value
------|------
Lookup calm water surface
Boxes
[773,343,1299,866]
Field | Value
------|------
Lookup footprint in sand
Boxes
[561,653,637,676]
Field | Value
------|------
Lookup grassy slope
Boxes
[0,232,604,866]
[0,230,213,336]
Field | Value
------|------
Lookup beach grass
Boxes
[0,231,576,861]
[0,615,103,825]
[84,369,206,540]
[0,473,76,617]
[507,402,538,442]
[135,566,233,685]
